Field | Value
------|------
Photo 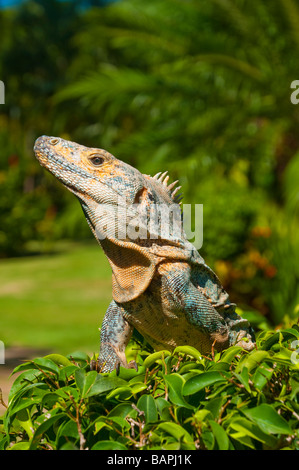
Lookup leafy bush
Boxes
[1,326,299,451]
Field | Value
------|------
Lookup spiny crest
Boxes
[151,171,183,205]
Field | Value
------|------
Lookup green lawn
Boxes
[0,242,112,355]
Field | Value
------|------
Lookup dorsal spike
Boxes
[158,171,168,182]
[150,172,183,204]
[167,180,179,191]
[163,175,169,186]
[171,186,182,198]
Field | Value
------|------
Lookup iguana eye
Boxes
[49,138,59,145]
[89,155,105,166]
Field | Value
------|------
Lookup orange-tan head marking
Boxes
[34,135,148,206]
[34,136,182,210]
[34,136,143,204]
[34,135,184,257]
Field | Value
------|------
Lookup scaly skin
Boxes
[34,135,255,372]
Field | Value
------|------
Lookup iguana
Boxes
[34,135,255,372]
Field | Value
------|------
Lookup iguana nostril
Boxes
[49,138,59,145]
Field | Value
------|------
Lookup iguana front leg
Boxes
[95,301,137,373]
[164,265,253,352]
[179,281,230,351]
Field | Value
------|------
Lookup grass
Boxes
[0,242,112,355]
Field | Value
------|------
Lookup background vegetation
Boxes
[0,0,299,357]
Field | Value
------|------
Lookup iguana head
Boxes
[34,135,182,210]
[34,135,186,301]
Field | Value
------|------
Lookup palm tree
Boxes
[57,0,299,193]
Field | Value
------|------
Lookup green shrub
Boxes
[1,327,299,450]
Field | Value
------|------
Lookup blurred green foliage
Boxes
[0,0,299,324]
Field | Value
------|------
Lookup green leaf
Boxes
[107,403,135,419]
[106,386,133,400]
[85,375,127,397]
[113,365,145,380]
[271,346,299,369]
[252,364,273,391]
[227,417,277,448]
[16,408,34,439]
[8,370,43,402]
[208,361,230,372]
[74,369,85,395]
[155,397,172,420]
[43,354,73,367]
[8,383,48,416]
[10,356,60,378]
[29,413,65,450]
[179,362,203,374]
[94,415,131,434]
[42,392,61,408]
[182,371,226,396]
[173,345,202,361]
[137,394,158,423]
[220,346,243,363]
[261,329,299,351]
[56,420,79,443]
[157,422,193,444]
[163,373,193,408]
[31,357,61,376]
[10,362,41,375]
[203,397,224,420]
[82,371,98,397]
[143,350,171,368]
[58,365,79,382]
[94,417,114,434]
[191,409,212,423]
[7,441,31,450]
[235,350,269,372]
[208,420,230,450]
[69,368,97,399]
[67,351,90,362]
[130,383,148,394]
[242,404,292,435]
[55,385,80,401]
[91,440,128,450]
[105,415,131,431]
[233,367,251,393]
